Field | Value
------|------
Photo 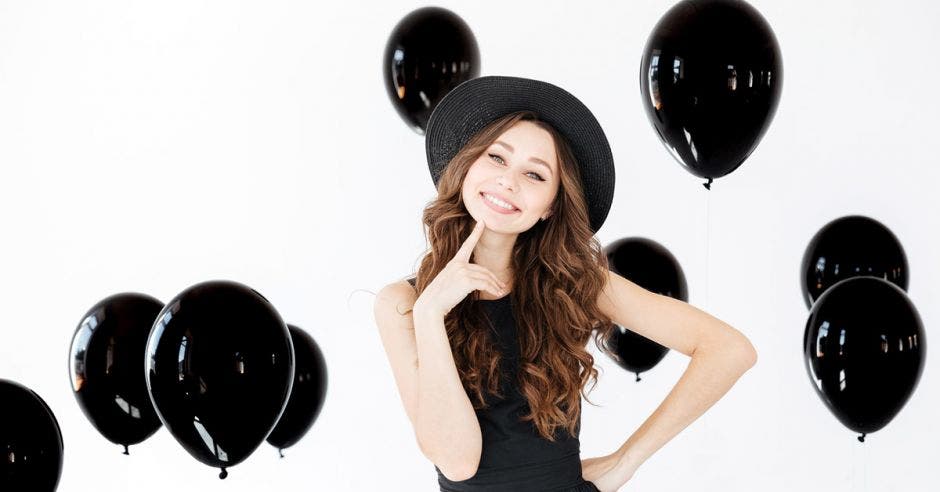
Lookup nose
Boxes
[496,172,517,193]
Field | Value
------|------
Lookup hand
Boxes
[581,452,639,492]
[412,219,507,319]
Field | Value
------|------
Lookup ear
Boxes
[541,199,558,221]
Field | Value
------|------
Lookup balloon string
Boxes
[701,177,712,440]
[347,289,377,315]
[862,434,868,491]
[851,435,859,492]
[704,186,711,312]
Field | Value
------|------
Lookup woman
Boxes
[374,76,757,492]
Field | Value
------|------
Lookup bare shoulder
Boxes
[374,279,419,320]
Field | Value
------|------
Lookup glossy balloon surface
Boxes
[640,0,782,181]
[383,6,480,134]
[801,215,908,309]
[69,292,164,452]
[804,277,925,435]
[603,238,688,378]
[267,325,328,453]
[0,379,64,492]
[145,280,294,475]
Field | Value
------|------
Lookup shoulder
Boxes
[374,278,419,319]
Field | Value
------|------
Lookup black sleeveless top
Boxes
[406,278,599,492]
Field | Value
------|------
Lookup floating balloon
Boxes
[803,277,925,441]
[801,215,908,309]
[383,6,480,134]
[640,0,783,188]
[603,237,688,381]
[0,379,64,492]
[69,292,164,454]
[267,324,328,456]
[145,280,294,479]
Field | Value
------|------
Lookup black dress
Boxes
[406,278,600,492]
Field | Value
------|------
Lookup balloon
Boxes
[145,280,294,479]
[803,277,925,440]
[266,325,328,456]
[801,215,908,309]
[68,292,164,454]
[0,379,64,492]
[640,0,783,188]
[602,237,688,380]
[383,6,480,134]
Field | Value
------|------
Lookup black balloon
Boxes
[145,280,294,479]
[804,277,925,440]
[68,292,164,454]
[640,0,782,187]
[603,238,688,381]
[267,325,328,456]
[801,215,908,309]
[0,379,64,492]
[383,6,480,134]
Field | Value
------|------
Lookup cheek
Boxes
[466,160,490,180]
[461,168,482,200]
[462,163,487,190]
[537,187,559,211]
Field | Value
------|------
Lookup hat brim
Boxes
[425,75,615,233]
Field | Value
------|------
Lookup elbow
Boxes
[696,329,758,368]
[736,337,758,370]
[438,460,480,482]
[701,331,757,371]
[719,324,758,370]
[416,433,481,482]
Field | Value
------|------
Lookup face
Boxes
[461,120,561,233]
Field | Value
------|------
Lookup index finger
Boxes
[453,219,485,263]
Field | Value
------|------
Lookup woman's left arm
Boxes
[583,270,758,490]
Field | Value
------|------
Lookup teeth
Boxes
[484,193,515,210]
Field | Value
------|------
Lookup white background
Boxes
[1,1,938,491]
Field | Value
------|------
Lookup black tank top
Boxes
[407,278,596,492]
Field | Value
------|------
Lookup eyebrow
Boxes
[493,141,554,176]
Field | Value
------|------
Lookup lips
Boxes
[480,191,519,210]
[480,192,520,214]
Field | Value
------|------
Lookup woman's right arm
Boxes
[373,280,483,482]
[374,220,505,482]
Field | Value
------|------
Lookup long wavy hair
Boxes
[409,111,617,441]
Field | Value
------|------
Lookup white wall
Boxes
[1,1,938,490]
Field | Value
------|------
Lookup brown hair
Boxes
[410,111,616,441]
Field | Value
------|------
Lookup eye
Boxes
[488,153,545,182]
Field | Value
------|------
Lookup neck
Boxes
[471,228,517,286]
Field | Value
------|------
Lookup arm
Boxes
[374,281,482,481]
[592,270,757,483]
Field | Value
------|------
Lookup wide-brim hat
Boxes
[424,75,615,233]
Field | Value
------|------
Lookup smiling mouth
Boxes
[480,192,519,212]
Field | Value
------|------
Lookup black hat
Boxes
[424,75,615,233]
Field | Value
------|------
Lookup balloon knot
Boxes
[279,449,285,459]
[703,177,713,190]
[635,373,642,382]
[858,433,866,443]
[219,468,228,480]
[123,445,129,455]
